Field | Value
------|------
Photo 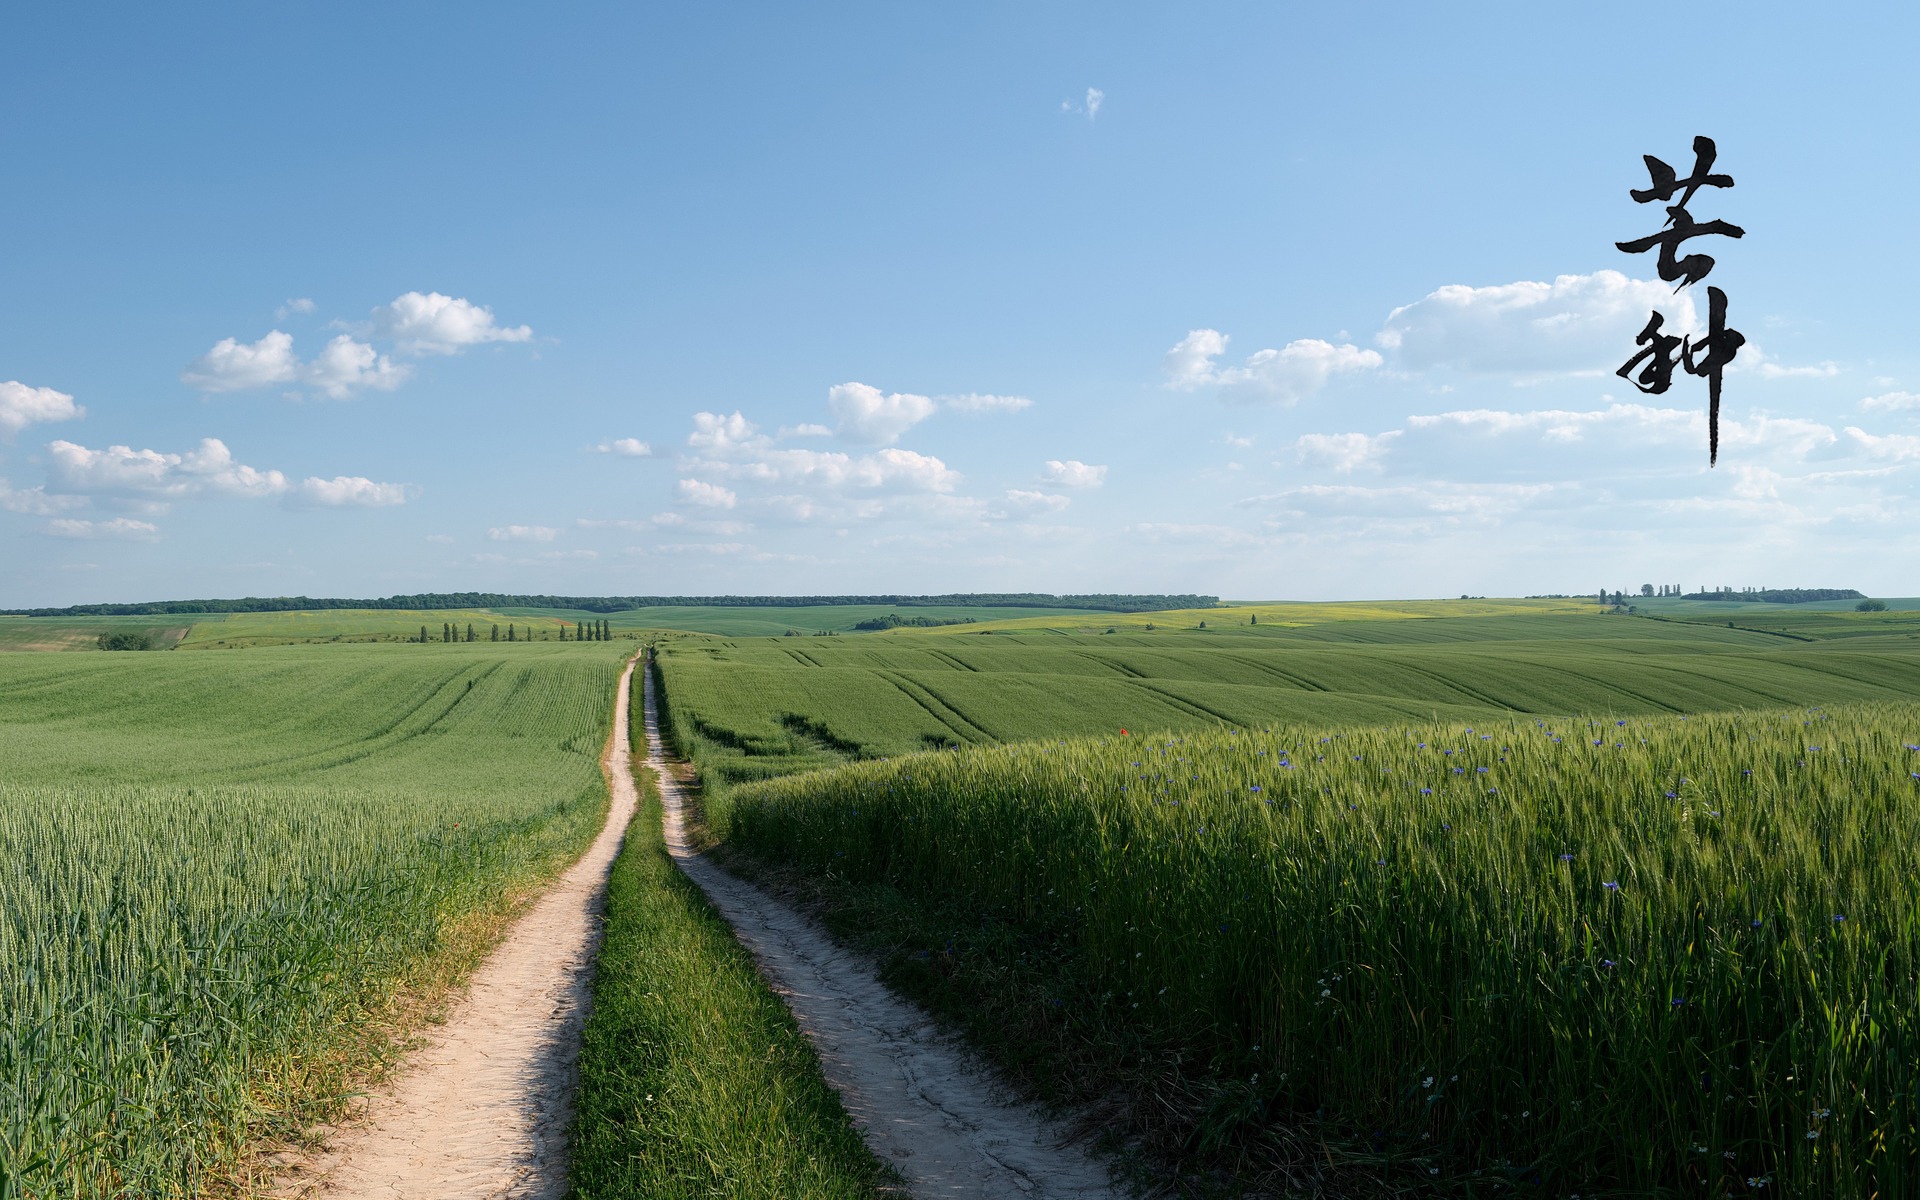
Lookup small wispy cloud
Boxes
[593,438,653,457]
[1061,86,1105,120]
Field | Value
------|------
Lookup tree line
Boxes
[9,592,1219,617]
[414,619,619,643]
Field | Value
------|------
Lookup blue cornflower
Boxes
[1832,914,1847,923]
[1603,880,1621,891]
[1250,785,1261,793]
[1420,787,1432,795]
[1559,853,1574,862]
[1476,766,1489,774]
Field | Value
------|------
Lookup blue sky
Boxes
[5,3,1918,606]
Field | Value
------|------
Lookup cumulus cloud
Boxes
[373,291,533,355]
[1861,391,1920,413]
[1003,489,1071,513]
[43,437,405,510]
[1377,270,1696,376]
[1407,402,1698,444]
[1846,427,1920,462]
[44,517,159,540]
[941,393,1033,414]
[594,437,653,457]
[678,479,738,508]
[297,476,409,507]
[0,381,84,433]
[0,478,83,515]
[1164,329,1381,403]
[1294,431,1402,472]
[185,292,528,397]
[688,411,762,452]
[304,335,409,398]
[1041,459,1107,488]
[182,331,301,392]
[829,382,938,445]
[780,423,833,438]
[487,524,559,541]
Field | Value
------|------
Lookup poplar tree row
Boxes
[562,618,613,641]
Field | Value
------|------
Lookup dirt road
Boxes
[641,664,1125,1200]
[277,655,641,1200]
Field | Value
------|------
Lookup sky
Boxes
[5,3,1919,607]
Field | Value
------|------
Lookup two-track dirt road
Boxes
[283,654,1122,1199]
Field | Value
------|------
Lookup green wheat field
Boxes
[6,597,1920,1195]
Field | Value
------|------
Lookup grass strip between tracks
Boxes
[566,744,894,1198]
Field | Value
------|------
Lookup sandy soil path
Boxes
[277,655,641,1200]
[641,664,1126,1200]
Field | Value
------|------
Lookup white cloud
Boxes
[1003,489,1071,513]
[1064,87,1104,119]
[1294,430,1402,472]
[1845,427,1920,462]
[296,476,409,507]
[44,517,158,540]
[277,297,317,318]
[941,393,1032,415]
[373,291,532,355]
[1250,481,1557,520]
[182,331,300,392]
[1861,391,1920,413]
[678,478,738,508]
[1164,329,1381,403]
[1041,459,1107,488]
[178,438,290,497]
[43,437,404,509]
[0,478,83,515]
[829,382,938,445]
[594,437,653,457]
[487,524,559,541]
[48,439,192,495]
[1377,270,1695,376]
[1408,402,1697,445]
[780,423,833,438]
[304,335,409,398]
[688,411,762,451]
[0,381,84,433]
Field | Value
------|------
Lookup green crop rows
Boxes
[726,704,1920,1193]
[0,642,628,1197]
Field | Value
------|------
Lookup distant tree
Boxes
[419,625,428,643]
[508,624,517,642]
[1198,620,1207,629]
[1249,613,1258,624]
[1641,584,1654,597]
[1858,599,1889,612]
[490,624,499,642]
[467,623,475,641]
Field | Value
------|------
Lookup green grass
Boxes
[722,704,1920,1195]
[0,641,630,1197]
[491,602,1114,637]
[0,614,205,652]
[566,689,891,1199]
[653,612,1920,839]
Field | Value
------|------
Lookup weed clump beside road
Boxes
[725,704,1920,1194]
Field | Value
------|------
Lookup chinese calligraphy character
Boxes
[1615,135,1745,465]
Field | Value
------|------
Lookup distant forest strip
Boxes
[1681,588,1864,604]
[3,592,1219,617]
